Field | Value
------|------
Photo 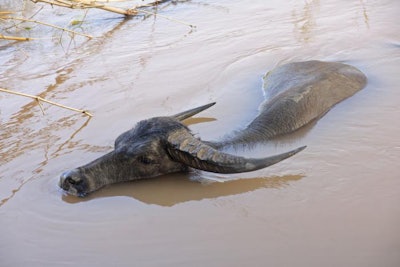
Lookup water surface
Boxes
[1,0,399,266]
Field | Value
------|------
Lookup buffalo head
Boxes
[59,103,305,196]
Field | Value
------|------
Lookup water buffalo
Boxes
[59,60,367,197]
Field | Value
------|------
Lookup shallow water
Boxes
[1,0,399,266]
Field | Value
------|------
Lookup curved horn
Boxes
[166,130,306,173]
[173,102,216,121]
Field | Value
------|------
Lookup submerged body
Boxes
[59,60,367,196]
[218,60,367,146]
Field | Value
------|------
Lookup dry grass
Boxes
[1,16,93,39]
[0,88,93,117]
[0,0,193,118]
[31,0,139,16]
[0,0,193,42]
[30,0,194,25]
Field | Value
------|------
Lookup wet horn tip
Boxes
[292,145,307,155]
[247,145,307,172]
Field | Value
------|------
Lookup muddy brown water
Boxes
[1,0,399,266]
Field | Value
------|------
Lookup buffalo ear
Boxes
[172,102,216,121]
[165,129,306,174]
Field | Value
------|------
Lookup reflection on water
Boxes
[291,0,370,44]
[182,116,217,126]
[360,0,370,29]
[61,174,304,206]
[0,115,96,207]
[292,0,320,43]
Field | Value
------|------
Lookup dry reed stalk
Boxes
[0,34,32,41]
[0,11,15,15]
[31,0,138,15]
[30,0,194,27]
[137,9,195,28]
[2,16,93,39]
[0,88,93,117]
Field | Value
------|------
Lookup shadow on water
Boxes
[182,116,217,126]
[61,173,304,206]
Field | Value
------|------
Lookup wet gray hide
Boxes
[59,60,367,197]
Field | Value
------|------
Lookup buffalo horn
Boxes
[166,130,306,173]
[173,102,216,121]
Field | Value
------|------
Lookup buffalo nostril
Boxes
[60,169,81,187]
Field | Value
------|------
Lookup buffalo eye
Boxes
[137,155,153,165]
